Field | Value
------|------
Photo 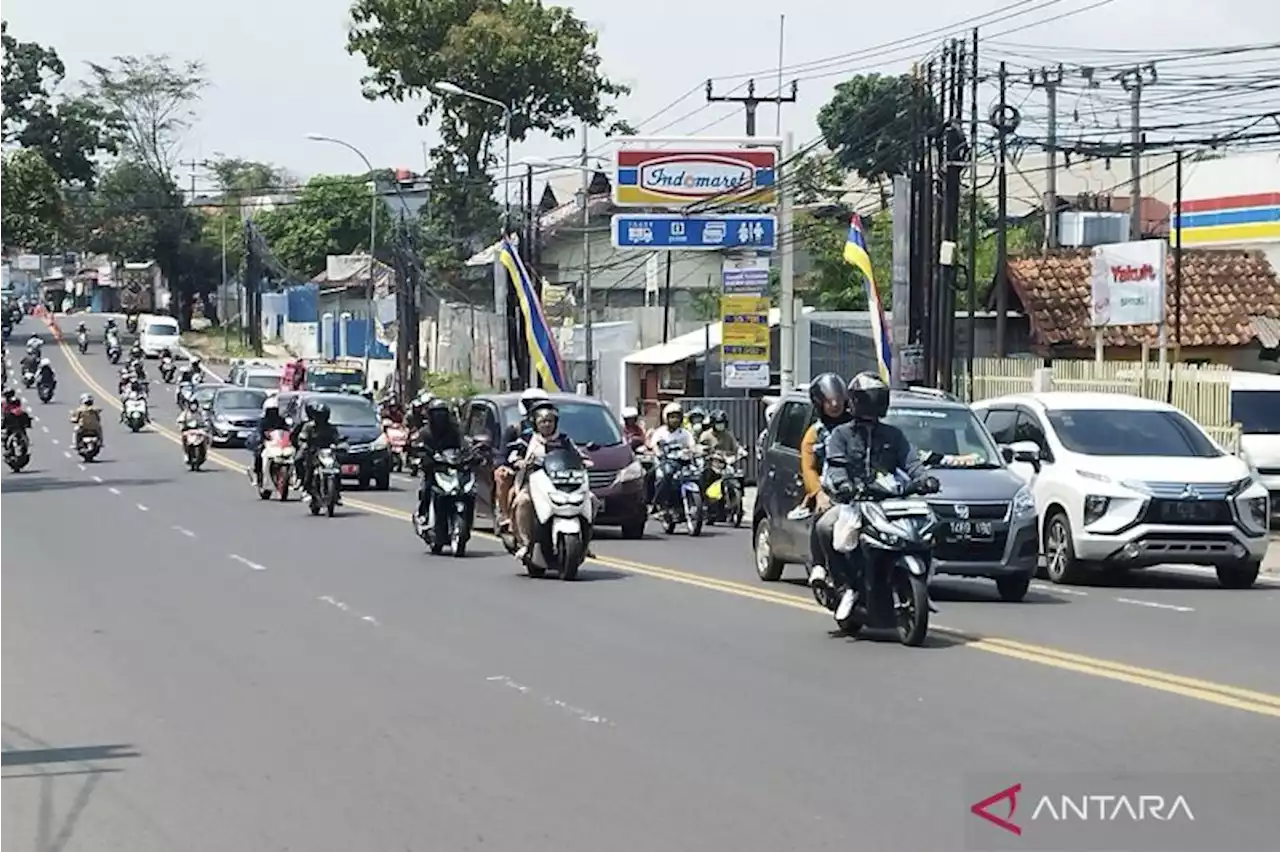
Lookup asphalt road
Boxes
[4,313,1280,852]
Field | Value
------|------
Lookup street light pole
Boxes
[432,82,515,233]
[305,134,378,380]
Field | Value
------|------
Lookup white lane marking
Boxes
[49,439,58,445]
[1031,583,1088,596]
[40,425,49,433]
[173,525,196,538]
[229,553,268,571]
[136,503,149,512]
[1147,563,1280,588]
[1114,597,1195,613]
[318,595,380,626]
[107,487,121,495]
[92,475,103,483]
[361,615,380,626]
[63,451,71,459]
[318,595,350,611]
[485,675,611,725]
[31,413,38,422]
[77,463,85,471]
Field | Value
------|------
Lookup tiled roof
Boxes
[1007,248,1280,348]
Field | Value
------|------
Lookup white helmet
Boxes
[621,406,639,420]
[80,393,93,406]
[39,357,50,368]
[519,386,549,414]
[662,402,683,419]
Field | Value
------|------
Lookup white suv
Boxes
[971,392,1270,589]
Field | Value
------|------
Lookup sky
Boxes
[4,0,1274,194]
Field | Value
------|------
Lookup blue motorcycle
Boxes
[656,440,704,537]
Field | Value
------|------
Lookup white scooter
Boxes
[123,394,149,432]
[515,447,595,581]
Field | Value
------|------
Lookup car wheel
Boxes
[374,472,391,491]
[358,476,370,490]
[1216,560,1260,589]
[1042,511,1088,585]
[620,518,646,540]
[754,518,785,582]
[995,574,1032,602]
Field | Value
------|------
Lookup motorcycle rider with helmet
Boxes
[820,372,928,621]
[494,387,548,531]
[103,318,118,344]
[685,406,708,438]
[179,356,204,385]
[252,394,289,489]
[620,405,647,448]
[69,393,104,450]
[510,401,591,563]
[411,397,465,525]
[646,401,697,514]
[291,400,342,501]
[2,388,33,447]
[36,357,56,390]
[698,409,741,455]
[799,374,852,589]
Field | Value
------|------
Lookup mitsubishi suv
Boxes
[752,387,1040,601]
[972,392,1270,588]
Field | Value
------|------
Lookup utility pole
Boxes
[705,78,798,137]
[1030,65,1064,248]
[179,159,201,202]
[580,119,595,396]
[1118,63,1158,241]
[965,26,979,398]
[990,61,1020,357]
[778,131,796,394]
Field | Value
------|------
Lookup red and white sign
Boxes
[613,148,776,207]
[1089,240,1167,327]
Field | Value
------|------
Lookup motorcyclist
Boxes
[510,401,589,562]
[76,321,88,340]
[104,318,118,344]
[36,357,56,389]
[621,405,647,448]
[411,397,464,525]
[26,335,42,355]
[69,393,103,449]
[179,357,203,385]
[646,402,697,513]
[291,400,342,501]
[287,356,307,391]
[404,392,432,433]
[120,380,149,423]
[129,343,144,363]
[494,387,547,531]
[252,395,289,488]
[118,367,135,396]
[685,406,708,438]
[380,393,405,425]
[2,388,32,445]
[821,372,927,621]
[799,374,852,591]
[176,398,203,431]
[21,344,41,376]
[698,409,741,455]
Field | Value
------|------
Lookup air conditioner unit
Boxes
[1058,211,1130,247]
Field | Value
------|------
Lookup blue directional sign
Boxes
[611,214,777,251]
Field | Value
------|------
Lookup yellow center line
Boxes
[49,321,1280,718]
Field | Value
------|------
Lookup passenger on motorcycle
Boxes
[510,401,589,563]
[21,346,41,375]
[494,387,547,531]
[621,405,647,448]
[70,393,103,448]
[799,373,852,588]
[412,397,464,524]
[291,401,342,500]
[698,409,741,454]
[26,336,42,354]
[685,406,708,438]
[118,367,135,396]
[646,402,697,512]
[252,395,289,488]
[820,372,926,620]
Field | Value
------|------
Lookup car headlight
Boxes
[1083,495,1110,525]
[614,460,644,485]
[1012,485,1035,518]
[1247,496,1269,527]
[371,433,388,450]
[214,418,231,430]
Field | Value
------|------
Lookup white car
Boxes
[1232,371,1280,521]
[138,314,181,357]
[971,392,1270,589]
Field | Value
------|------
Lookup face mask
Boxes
[714,423,726,432]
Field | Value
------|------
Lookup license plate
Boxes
[949,521,994,540]
[341,464,359,475]
[1159,501,1218,522]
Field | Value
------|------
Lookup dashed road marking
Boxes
[1032,583,1088,596]
[40,425,49,433]
[136,503,149,512]
[1114,597,1195,613]
[229,553,267,571]
[62,451,71,459]
[91,475,102,483]
[107,487,121,495]
[173,526,196,538]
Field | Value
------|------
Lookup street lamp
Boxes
[520,156,606,396]
[305,133,379,380]
[431,82,515,233]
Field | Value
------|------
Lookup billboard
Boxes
[1089,240,1167,327]
[613,148,776,207]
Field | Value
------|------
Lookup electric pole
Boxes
[1030,65,1064,248]
[989,62,1020,358]
[1117,63,1158,241]
[705,78,798,137]
[179,159,201,203]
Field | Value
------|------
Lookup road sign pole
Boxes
[779,131,796,395]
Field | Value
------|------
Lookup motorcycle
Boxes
[125,314,138,334]
[182,422,209,470]
[821,471,941,647]
[176,381,196,408]
[655,441,704,537]
[123,395,149,432]
[383,419,409,472]
[506,446,594,580]
[76,431,101,462]
[704,448,747,527]
[36,376,55,404]
[159,356,176,383]
[77,330,89,353]
[106,338,122,364]
[21,368,36,388]
[1,322,11,342]
[254,429,294,500]
[307,445,343,517]
[4,430,31,472]
[412,445,478,557]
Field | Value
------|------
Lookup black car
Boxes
[280,391,391,490]
[752,387,1040,602]
[208,388,268,446]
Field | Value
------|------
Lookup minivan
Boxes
[752,387,1040,601]
[1232,371,1280,522]
[139,314,181,357]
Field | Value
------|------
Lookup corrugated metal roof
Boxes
[623,308,784,365]
[1250,315,1280,349]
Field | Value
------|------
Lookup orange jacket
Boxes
[800,423,823,503]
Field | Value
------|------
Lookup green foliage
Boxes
[254,176,393,277]
[1,148,64,249]
[817,74,935,186]
[206,156,290,195]
[794,209,894,311]
[1,22,121,187]
[84,54,207,176]
[422,370,486,399]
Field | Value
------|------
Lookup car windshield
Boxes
[307,369,364,391]
[322,397,378,427]
[1231,390,1280,435]
[217,390,266,410]
[194,387,218,407]
[885,405,1002,467]
[145,323,177,336]
[503,401,623,446]
[1047,408,1222,457]
[245,373,280,389]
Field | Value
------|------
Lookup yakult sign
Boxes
[1089,240,1168,327]
[613,149,776,207]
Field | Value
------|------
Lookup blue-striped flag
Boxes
[498,238,568,391]
[843,214,891,383]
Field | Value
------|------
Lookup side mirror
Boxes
[472,433,492,447]
[584,441,601,452]
[1007,440,1043,471]
[284,417,295,428]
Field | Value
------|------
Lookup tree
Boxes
[255,176,392,277]
[206,156,291,196]
[2,22,121,187]
[794,208,894,311]
[84,54,207,177]
[1,149,64,249]
[817,74,936,193]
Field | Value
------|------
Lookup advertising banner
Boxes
[1089,240,1167,327]
[720,257,771,388]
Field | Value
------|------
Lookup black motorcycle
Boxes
[412,445,480,557]
[4,429,31,472]
[306,444,344,517]
[159,355,176,383]
[106,338,122,364]
[654,440,704,536]
[36,373,55,403]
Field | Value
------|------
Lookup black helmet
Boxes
[709,409,729,426]
[309,402,331,424]
[426,397,451,424]
[529,401,559,427]
[847,372,890,422]
[809,372,847,410]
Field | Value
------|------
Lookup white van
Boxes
[1233,371,1280,517]
[138,314,181,357]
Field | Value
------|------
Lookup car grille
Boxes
[587,469,617,490]
[226,418,256,429]
[934,533,1008,562]
[929,501,1008,520]
[1140,498,1234,526]
[1138,481,1236,500]
[1257,466,1280,476]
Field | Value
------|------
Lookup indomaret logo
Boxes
[971,782,1195,836]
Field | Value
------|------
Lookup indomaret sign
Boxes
[612,149,776,207]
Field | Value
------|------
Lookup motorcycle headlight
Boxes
[371,433,388,450]
[1012,485,1036,518]
[613,460,644,485]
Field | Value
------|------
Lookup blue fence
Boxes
[317,312,392,360]
[287,284,319,323]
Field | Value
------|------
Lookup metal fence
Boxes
[808,314,880,379]
[676,395,769,484]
